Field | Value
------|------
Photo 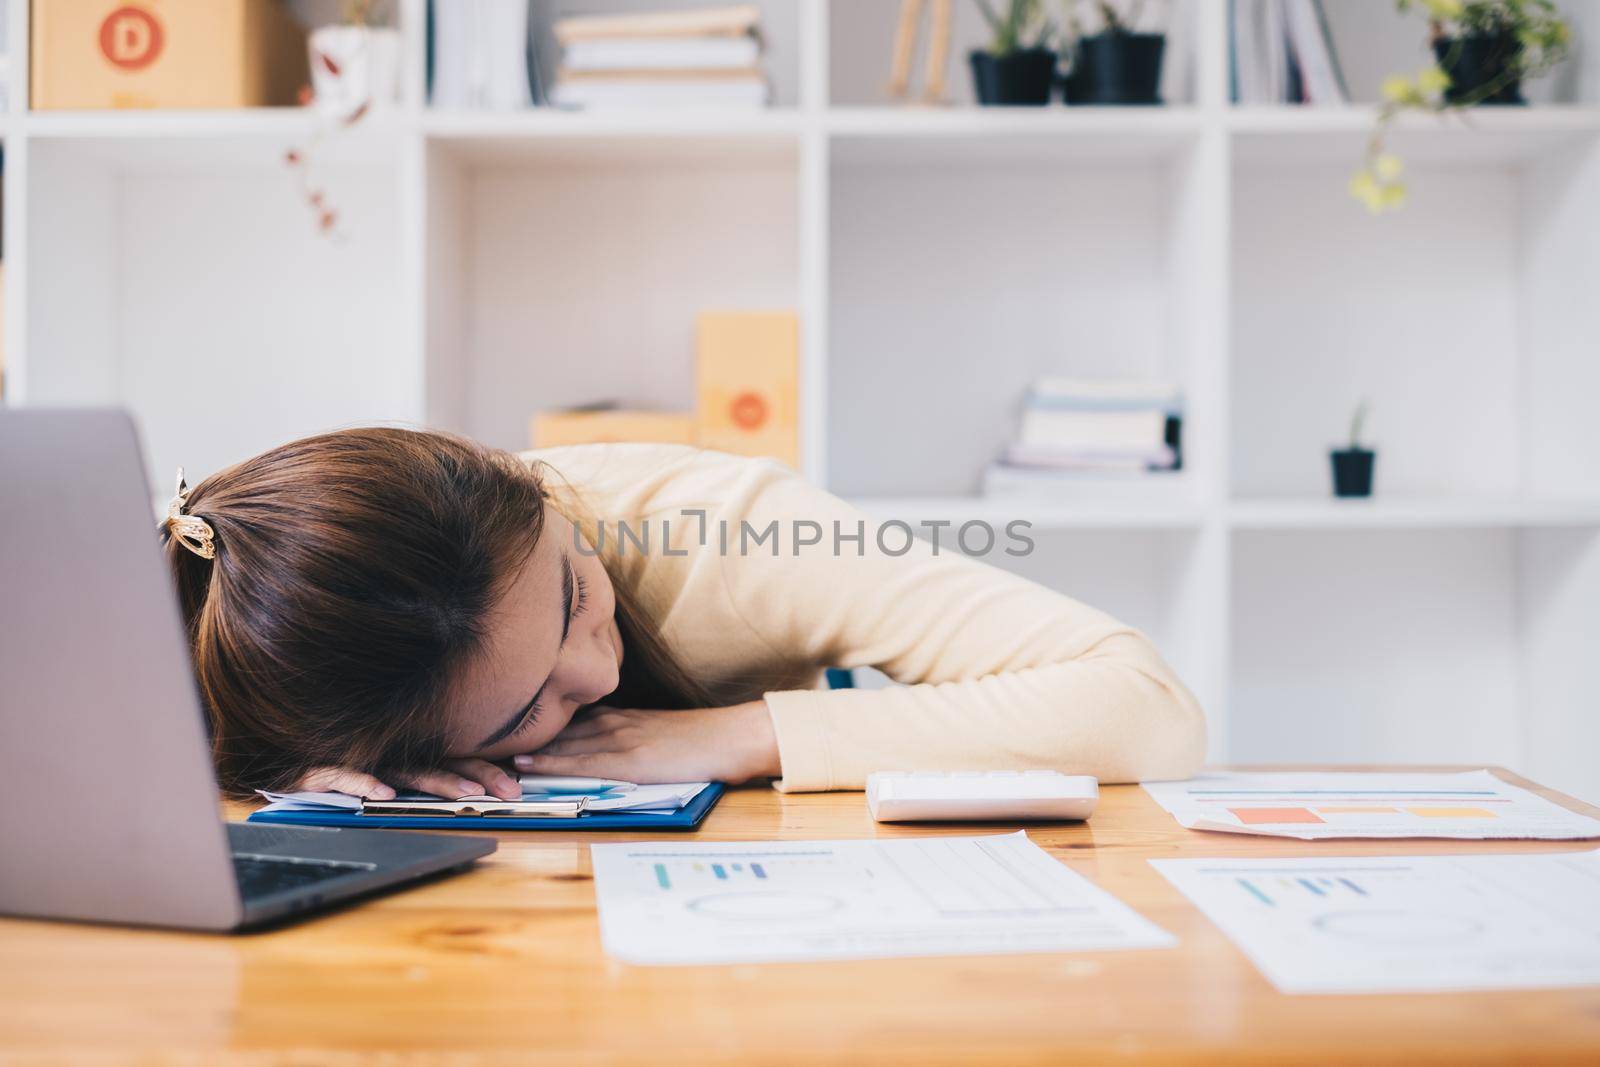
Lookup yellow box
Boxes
[530,410,698,450]
[695,311,799,469]
[32,0,310,110]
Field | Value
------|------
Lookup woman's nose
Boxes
[565,630,619,704]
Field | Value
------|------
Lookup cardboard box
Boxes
[530,410,698,450]
[696,311,799,469]
[32,0,310,110]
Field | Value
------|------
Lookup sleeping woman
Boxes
[160,427,1205,800]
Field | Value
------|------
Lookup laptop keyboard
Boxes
[232,853,373,900]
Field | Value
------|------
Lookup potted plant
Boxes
[1331,401,1376,498]
[970,0,1058,106]
[1350,0,1570,212]
[1062,0,1166,106]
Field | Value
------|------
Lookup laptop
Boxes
[0,409,496,931]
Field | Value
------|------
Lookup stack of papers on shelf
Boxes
[1143,770,1600,840]
[1153,851,1600,993]
[550,5,770,110]
[982,378,1185,498]
[591,831,1175,965]
[258,782,711,817]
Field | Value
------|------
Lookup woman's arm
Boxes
[717,460,1208,791]
[524,455,1206,791]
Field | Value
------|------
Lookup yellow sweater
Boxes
[522,443,1207,792]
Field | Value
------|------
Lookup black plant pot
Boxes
[1432,33,1525,105]
[969,48,1057,106]
[1064,32,1165,105]
[1330,449,1376,498]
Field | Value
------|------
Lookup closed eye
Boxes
[477,555,583,751]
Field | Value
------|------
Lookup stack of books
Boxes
[982,379,1184,497]
[550,4,770,110]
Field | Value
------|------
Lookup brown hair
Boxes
[163,426,714,797]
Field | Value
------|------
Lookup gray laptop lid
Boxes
[0,409,242,929]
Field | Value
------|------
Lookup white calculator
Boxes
[866,771,1099,823]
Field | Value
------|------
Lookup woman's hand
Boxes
[514,701,780,785]
[295,757,523,801]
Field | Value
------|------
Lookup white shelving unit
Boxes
[4,0,1598,801]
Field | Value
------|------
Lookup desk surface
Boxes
[4,766,1600,1066]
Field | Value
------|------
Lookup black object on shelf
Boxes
[1330,449,1376,498]
[1064,32,1165,105]
[969,48,1057,105]
[1433,33,1526,105]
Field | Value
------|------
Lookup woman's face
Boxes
[446,510,623,761]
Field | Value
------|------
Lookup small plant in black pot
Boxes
[1331,402,1377,499]
[1062,0,1166,106]
[970,0,1058,105]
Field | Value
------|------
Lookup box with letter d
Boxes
[32,0,309,109]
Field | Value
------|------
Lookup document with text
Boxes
[590,831,1175,965]
[1153,850,1600,994]
[1143,770,1600,840]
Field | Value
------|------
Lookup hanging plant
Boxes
[1350,0,1571,214]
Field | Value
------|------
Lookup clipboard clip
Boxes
[361,795,589,818]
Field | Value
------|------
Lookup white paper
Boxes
[1152,850,1600,994]
[589,831,1175,965]
[254,782,708,815]
[256,790,363,812]
[1143,770,1600,840]
[583,783,709,812]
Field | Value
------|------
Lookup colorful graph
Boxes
[1235,874,1370,906]
[652,859,772,891]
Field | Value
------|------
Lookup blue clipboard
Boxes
[248,782,726,831]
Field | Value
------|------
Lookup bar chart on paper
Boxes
[1143,771,1600,840]
[1153,851,1600,994]
[590,832,1175,965]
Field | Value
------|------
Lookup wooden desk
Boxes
[4,767,1600,1065]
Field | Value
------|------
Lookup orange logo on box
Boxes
[99,6,164,71]
[729,391,768,431]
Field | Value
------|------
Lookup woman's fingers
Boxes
[442,758,521,799]
[517,750,632,778]
[525,734,622,759]
[297,766,396,800]
[393,767,488,800]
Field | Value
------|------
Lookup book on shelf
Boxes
[430,0,542,109]
[1230,0,1346,105]
[563,35,760,72]
[984,377,1184,499]
[551,5,762,45]
[549,4,771,111]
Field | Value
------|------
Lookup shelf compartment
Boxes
[421,134,799,452]
[1231,528,1522,765]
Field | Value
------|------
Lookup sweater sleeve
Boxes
[715,459,1208,792]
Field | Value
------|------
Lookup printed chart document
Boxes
[1143,770,1600,840]
[590,831,1174,965]
[1152,850,1600,994]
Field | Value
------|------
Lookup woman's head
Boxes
[164,426,693,796]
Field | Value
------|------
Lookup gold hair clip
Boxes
[162,467,216,561]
